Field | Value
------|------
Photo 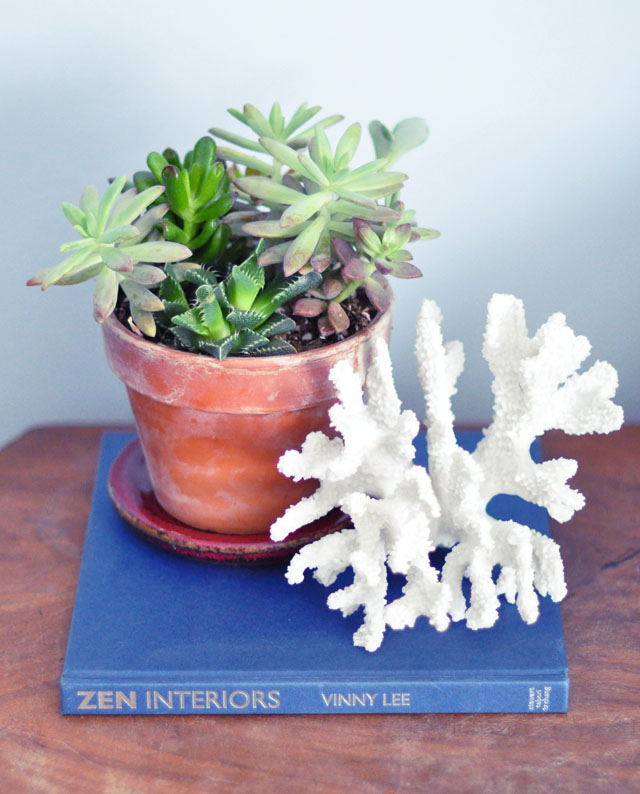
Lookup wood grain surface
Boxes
[0,425,638,794]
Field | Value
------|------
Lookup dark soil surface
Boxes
[279,290,377,352]
[115,287,378,355]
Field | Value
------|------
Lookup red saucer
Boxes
[107,438,349,564]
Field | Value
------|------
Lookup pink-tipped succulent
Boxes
[27,176,191,335]
[211,103,440,336]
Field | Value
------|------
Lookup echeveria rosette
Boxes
[27,176,191,336]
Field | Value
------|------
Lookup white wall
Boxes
[3,0,639,448]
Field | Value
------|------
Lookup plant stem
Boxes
[336,260,376,304]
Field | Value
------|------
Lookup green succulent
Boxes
[209,102,344,178]
[211,106,439,336]
[132,136,244,270]
[27,176,191,335]
[232,123,407,277]
[33,104,440,355]
[157,241,322,359]
[368,117,432,167]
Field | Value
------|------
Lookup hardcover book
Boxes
[60,432,569,715]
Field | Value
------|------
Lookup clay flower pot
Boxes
[101,304,393,535]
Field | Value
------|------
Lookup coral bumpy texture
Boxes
[270,294,623,651]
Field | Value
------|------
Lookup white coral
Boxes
[270,294,623,650]
[272,341,446,652]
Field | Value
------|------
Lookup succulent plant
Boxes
[32,103,440,356]
[368,117,432,167]
[27,176,191,335]
[132,137,244,270]
[209,102,344,177]
[157,241,322,358]
[211,105,439,336]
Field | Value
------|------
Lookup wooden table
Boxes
[1,425,638,793]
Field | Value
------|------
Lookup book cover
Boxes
[60,432,569,715]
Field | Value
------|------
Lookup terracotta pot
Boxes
[102,304,393,535]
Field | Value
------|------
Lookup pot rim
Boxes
[102,292,393,373]
[101,292,394,413]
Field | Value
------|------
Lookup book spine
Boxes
[60,678,568,715]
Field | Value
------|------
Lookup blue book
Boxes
[60,432,569,715]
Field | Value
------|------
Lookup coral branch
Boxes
[271,294,623,650]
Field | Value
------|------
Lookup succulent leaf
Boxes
[258,137,308,175]
[192,192,234,223]
[128,264,167,286]
[200,335,237,360]
[364,272,391,313]
[369,118,428,165]
[147,152,169,182]
[53,263,104,286]
[209,126,266,153]
[293,298,325,317]
[322,278,343,300]
[61,202,86,229]
[331,188,376,210]
[121,280,165,312]
[280,190,332,228]
[193,137,216,170]
[93,267,118,322]
[130,203,170,241]
[216,146,272,175]
[389,118,429,160]
[194,163,226,210]
[99,225,139,245]
[251,270,323,317]
[121,240,191,264]
[242,219,310,239]
[250,338,297,356]
[332,237,357,265]
[412,227,441,241]
[269,102,285,136]
[282,103,319,137]
[133,171,157,194]
[328,300,350,334]
[99,245,133,273]
[185,268,218,287]
[226,309,265,330]
[309,126,332,173]
[110,185,166,228]
[333,123,362,171]
[160,264,190,307]
[353,219,382,254]
[243,104,273,138]
[258,241,290,266]
[129,304,157,337]
[341,257,368,281]
[345,171,407,195]
[297,153,329,187]
[283,216,326,275]
[391,261,423,279]
[97,175,128,232]
[256,314,296,336]
[236,176,302,205]
[368,120,393,159]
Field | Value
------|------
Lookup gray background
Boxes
[3,0,639,448]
